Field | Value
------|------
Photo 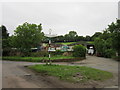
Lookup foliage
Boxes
[76,36,85,41]
[2,48,11,56]
[94,19,120,58]
[1,25,9,48]
[31,51,48,57]
[13,22,44,53]
[104,49,116,58]
[73,45,86,57]
[110,20,120,56]
[1,25,9,39]
[85,35,91,41]
[64,31,78,42]
[43,31,92,43]
[103,19,119,57]
[91,32,102,40]
[94,38,105,56]
[29,64,113,82]
[1,25,12,56]
[51,50,63,56]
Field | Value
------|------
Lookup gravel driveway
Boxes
[54,55,119,88]
[2,56,119,88]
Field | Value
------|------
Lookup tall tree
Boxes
[1,25,9,49]
[1,25,11,56]
[64,31,78,42]
[68,31,77,37]
[2,25,9,39]
[108,19,120,56]
[13,22,44,53]
[94,37,105,56]
[91,32,102,40]
[85,35,91,41]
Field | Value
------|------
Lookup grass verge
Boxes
[29,64,113,82]
[2,56,81,62]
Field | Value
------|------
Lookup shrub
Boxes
[51,50,63,56]
[31,51,48,57]
[104,49,116,58]
[55,50,63,55]
[9,49,23,56]
[63,52,69,56]
[73,45,86,57]
[2,48,11,56]
[112,56,120,61]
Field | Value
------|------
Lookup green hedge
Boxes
[73,45,86,57]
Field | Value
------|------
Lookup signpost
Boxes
[45,29,57,65]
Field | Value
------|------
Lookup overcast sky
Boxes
[2,2,118,36]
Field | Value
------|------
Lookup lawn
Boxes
[29,64,113,83]
[2,56,75,62]
[87,41,94,44]
[56,41,94,45]
[57,42,76,45]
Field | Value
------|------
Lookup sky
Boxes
[1,1,118,36]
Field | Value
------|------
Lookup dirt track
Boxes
[2,56,119,88]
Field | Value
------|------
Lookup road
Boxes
[2,56,119,88]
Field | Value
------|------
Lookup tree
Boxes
[94,37,105,56]
[2,25,9,39]
[108,19,120,56]
[68,31,77,37]
[1,25,10,49]
[100,30,111,40]
[13,22,44,53]
[85,35,91,41]
[91,32,102,40]
[1,25,11,56]
[64,31,78,42]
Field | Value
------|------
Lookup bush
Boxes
[9,49,23,56]
[63,51,73,56]
[31,51,48,57]
[112,56,120,61]
[51,50,63,56]
[2,48,11,56]
[54,50,63,55]
[73,45,86,57]
[104,49,116,58]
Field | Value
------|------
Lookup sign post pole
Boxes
[45,29,57,65]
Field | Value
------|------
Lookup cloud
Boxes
[2,2,117,36]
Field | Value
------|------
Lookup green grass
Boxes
[57,42,76,45]
[29,64,113,82]
[87,41,94,44]
[56,41,94,45]
[2,56,75,62]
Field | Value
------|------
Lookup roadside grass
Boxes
[29,64,113,83]
[2,56,75,62]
